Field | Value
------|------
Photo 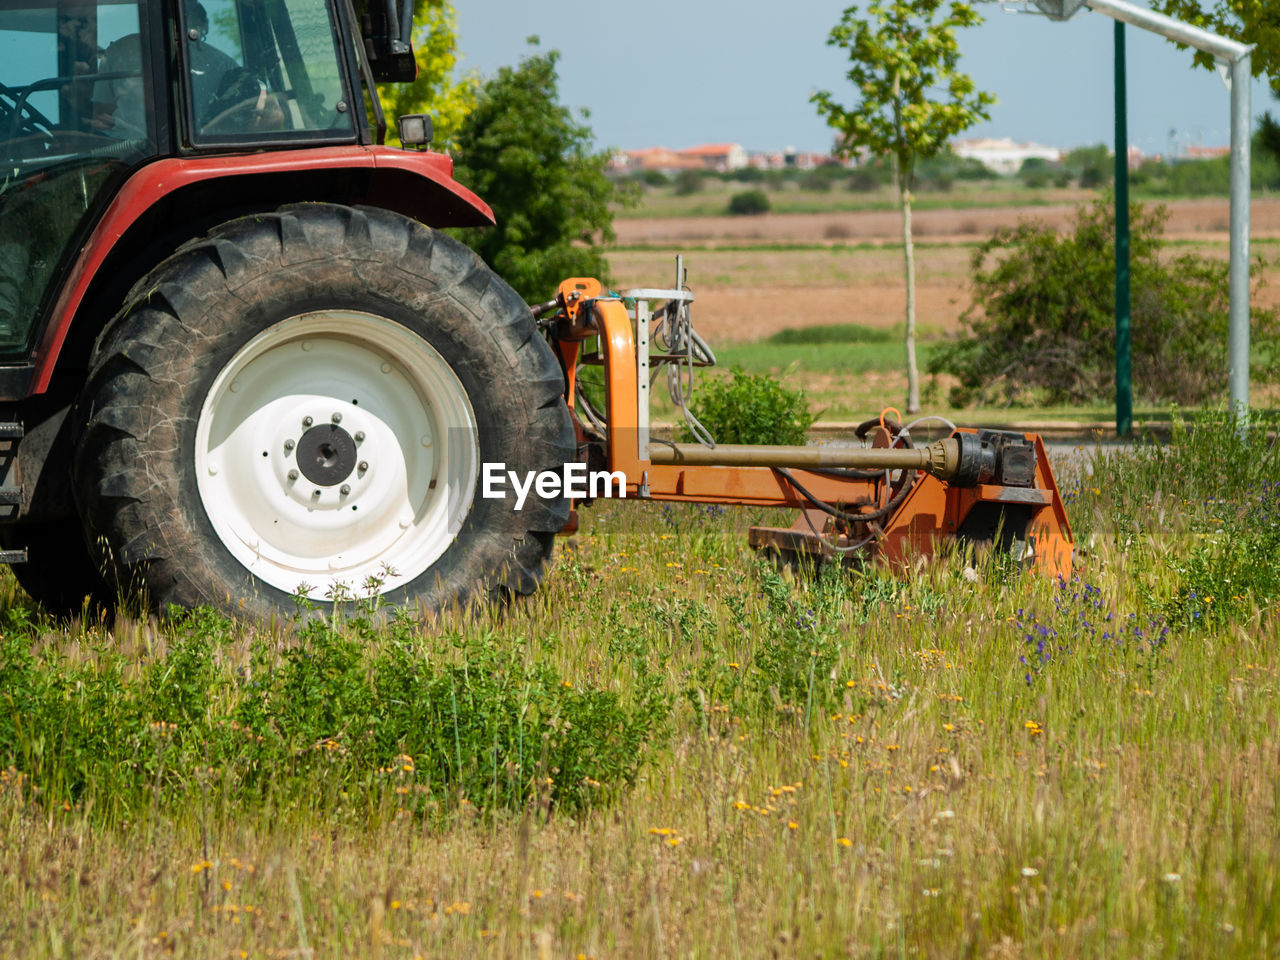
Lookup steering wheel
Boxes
[201,68,291,136]
[0,82,57,144]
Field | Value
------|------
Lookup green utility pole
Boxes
[1114,19,1132,438]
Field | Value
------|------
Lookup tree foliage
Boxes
[1259,103,1280,164]
[929,197,1280,406]
[811,0,995,190]
[811,0,994,414]
[372,0,477,149]
[1149,0,1280,96]
[449,49,620,303]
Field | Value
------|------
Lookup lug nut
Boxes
[354,431,365,443]
[358,461,369,472]
[284,439,295,452]
[331,412,342,423]
[340,484,351,495]
[312,489,321,498]
[302,416,313,427]
[287,469,299,481]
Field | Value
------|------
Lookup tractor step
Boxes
[0,421,25,563]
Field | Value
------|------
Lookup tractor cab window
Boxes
[183,0,355,143]
[0,0,156,354]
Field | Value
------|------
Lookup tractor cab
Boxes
[0,0,363,357]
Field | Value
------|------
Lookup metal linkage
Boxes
[623,254,717,450]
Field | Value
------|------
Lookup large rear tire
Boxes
[72,204,574,618]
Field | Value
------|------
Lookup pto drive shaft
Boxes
[651,439,959,478]
[650,432,1029,489]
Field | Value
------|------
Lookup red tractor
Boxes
[0,0,576,616]
[0,0,1071,618]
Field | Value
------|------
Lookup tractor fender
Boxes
[30,145,494,397]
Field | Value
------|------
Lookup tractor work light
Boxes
[397,114,433,147]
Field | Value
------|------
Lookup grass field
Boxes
[616,178,1280,225]
[5,194,1280,957]
[616,181,1087,220]
[3,412,1280,957]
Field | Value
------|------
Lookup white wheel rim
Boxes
[195,310,479,599]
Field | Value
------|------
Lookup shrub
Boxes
[679,367,814,445]
[847,167,883,192]
[1168,156,1231,195]
[914,148,977,191]
[1065,144,1112,189]
[727,189,771,216]
[954,156,997,181]
[917,171,954,192]
[801,167,845,191]
[674,169,704,195]
[1018,157,1052,189]
[1126,141,1280,196]
[640,169,669,187]
[928,196,1280,406]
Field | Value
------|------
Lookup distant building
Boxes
[1182,145,1230,161]
[951,137,1062,174]
[613,147,689,173]
[746,147,838,171]
[617,143,748,173]
[677,143,749,172]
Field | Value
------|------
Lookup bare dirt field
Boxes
[611,246,972,341]
[610,199,1280,343]
[615,196,1280,246]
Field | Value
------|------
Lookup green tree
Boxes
[449,49,620,303]
[1149,1,1280,96]
[812,0,994,414]
[1064,143,1113,189]
[372,0,477,150]
[1259,98,1280,164]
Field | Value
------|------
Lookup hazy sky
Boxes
[454,1,1273,157]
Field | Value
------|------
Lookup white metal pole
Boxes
[1080,0,1254,422]
[1228,52,1252,424]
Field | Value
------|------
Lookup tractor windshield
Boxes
[181,0,356,144]
[0,0,156,355]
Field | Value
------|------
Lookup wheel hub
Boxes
[296,422,358,486]
[194,310,479,597]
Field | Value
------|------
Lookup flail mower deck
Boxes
[539,261,1073,578]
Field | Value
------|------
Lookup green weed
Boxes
[0,613,669,822]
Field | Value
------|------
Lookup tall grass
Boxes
[2,412,1279,957]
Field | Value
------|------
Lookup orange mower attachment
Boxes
[537,266,1073,579]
